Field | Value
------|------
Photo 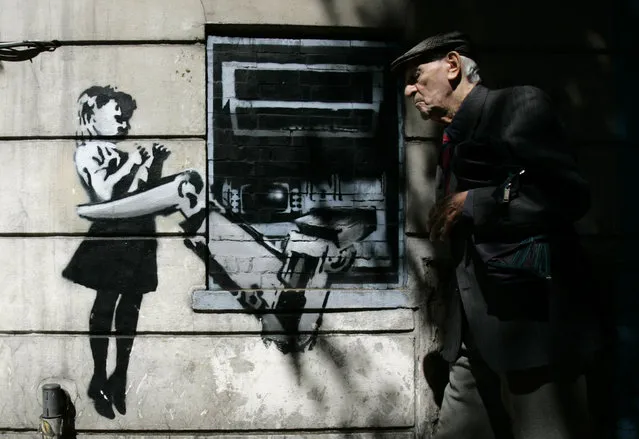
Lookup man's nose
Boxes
[404,84,416,97]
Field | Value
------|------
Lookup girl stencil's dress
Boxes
[62,86,170,419]
[63,140,159,292]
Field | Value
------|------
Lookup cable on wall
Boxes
[0,40,60,62]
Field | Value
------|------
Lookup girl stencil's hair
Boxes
[76,86,137,138]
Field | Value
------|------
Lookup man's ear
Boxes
[445,51,462,81]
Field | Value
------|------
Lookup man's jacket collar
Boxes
[446,83,489,141]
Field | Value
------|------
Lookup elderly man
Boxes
[392,32,602,438]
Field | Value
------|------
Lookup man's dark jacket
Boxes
[440,84,602,372]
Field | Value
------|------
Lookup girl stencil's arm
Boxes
[110,145,150,194]
[75,142,149,201]
[147,143,171,183]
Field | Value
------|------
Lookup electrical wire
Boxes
[0,40,60,62]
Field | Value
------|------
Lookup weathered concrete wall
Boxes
[0,0,620,437]
[0,1,427,437]
[0,0,205,41]
[0,46,205,136]
[1,335,414,429]
[3,435,414,439]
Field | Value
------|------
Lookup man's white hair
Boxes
[460,55,481,84]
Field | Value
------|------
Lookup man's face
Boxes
[403,59,453,124]
[92,99,130,136]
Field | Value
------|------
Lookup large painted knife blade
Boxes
[76,171,203,220]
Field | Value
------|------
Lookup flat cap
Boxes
[391,31,474,74]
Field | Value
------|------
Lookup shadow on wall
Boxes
[286,336,412,437]
[318,0,619,438]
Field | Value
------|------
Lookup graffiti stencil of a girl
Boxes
[62,86,170,419]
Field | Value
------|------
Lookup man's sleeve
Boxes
[464,86,590,237]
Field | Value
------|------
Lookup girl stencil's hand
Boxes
[152,143,171,162]
[133,145,150,165]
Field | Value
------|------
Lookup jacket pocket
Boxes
[484,234,551,278]
[472,235,552,320]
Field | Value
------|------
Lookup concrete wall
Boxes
[0,1,425,437]
[0,0,620,437]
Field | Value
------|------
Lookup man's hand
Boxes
[428,191,468,241]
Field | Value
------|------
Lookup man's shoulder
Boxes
[484,85,552,119]
[486,85,548,102]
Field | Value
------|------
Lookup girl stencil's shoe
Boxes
[107,373,127,415]
[87,375,115,419]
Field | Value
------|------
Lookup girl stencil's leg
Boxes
[88,290,119,419]
[109,292,144,415]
